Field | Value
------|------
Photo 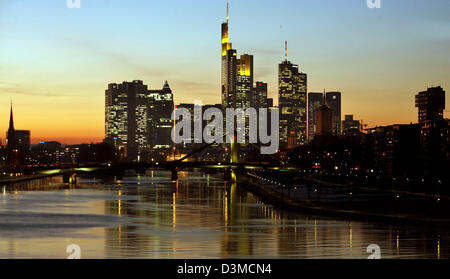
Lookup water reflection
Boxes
[0,171,448,259]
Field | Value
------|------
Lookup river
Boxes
[0,170,447,259]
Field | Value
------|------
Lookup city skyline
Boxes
[1,0,450,144]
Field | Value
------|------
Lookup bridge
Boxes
[5,142,292,184]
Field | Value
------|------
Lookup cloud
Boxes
[253,48,281,56]
[54,36,174,79]
[174,80,216,90]
[169,80,220,104]
[254,66,275,80]
[0,82,68,97]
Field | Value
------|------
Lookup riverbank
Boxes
[0,173,60,185]
[239,172,450,228]
[306,176,450,201]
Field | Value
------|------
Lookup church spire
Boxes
[8,101,14,132]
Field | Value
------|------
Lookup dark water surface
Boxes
[0,171,447,259]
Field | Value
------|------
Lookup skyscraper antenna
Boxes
[227,1,229,23]
[285,41,287,61]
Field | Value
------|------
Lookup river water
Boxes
[0,170,447,259]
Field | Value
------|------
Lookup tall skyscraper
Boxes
[105,80,174,161]
[148,81,175,149]
[315,93,333,137]
[221,4,236,109]
[236,54,253,109]
[308,91,341,140]
[220,4,254,110]
[326,92,342,136]
[415,86,446,123]
[308,92,323,141]
[105,80,149,160]
[222,48,237,109]
[278,47,307,147]
[176,103,223,149]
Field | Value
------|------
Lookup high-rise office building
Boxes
[342,115,361,136]
[235,54,253,109]
[148,81,174,149]
[176,103,195,147]
[105,80,149,160]
[278,56,307,147]
[315,95,333,137]
[308,92,324,141]
[251,81,268,109]
[221,4,236,109]
[222,48,238,109]
[308,91,342,140]
[176,103,223,149]
[221,5,254,110]
[326,92,341,136]
[105,80,174,161]
[415,86,445,123]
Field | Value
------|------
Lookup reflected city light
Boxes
[173,192,176,229]
[437,236,440,260]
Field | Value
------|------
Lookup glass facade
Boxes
[105,80,174,161]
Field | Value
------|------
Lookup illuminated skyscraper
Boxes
[236,54,253,109]
[105,80,173,161]
[105,80,149,160]
[221,3,236,109]
[220,4,254,110]
[148,81,174,149]
[222,48,237,109]
[278,46,307,147]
